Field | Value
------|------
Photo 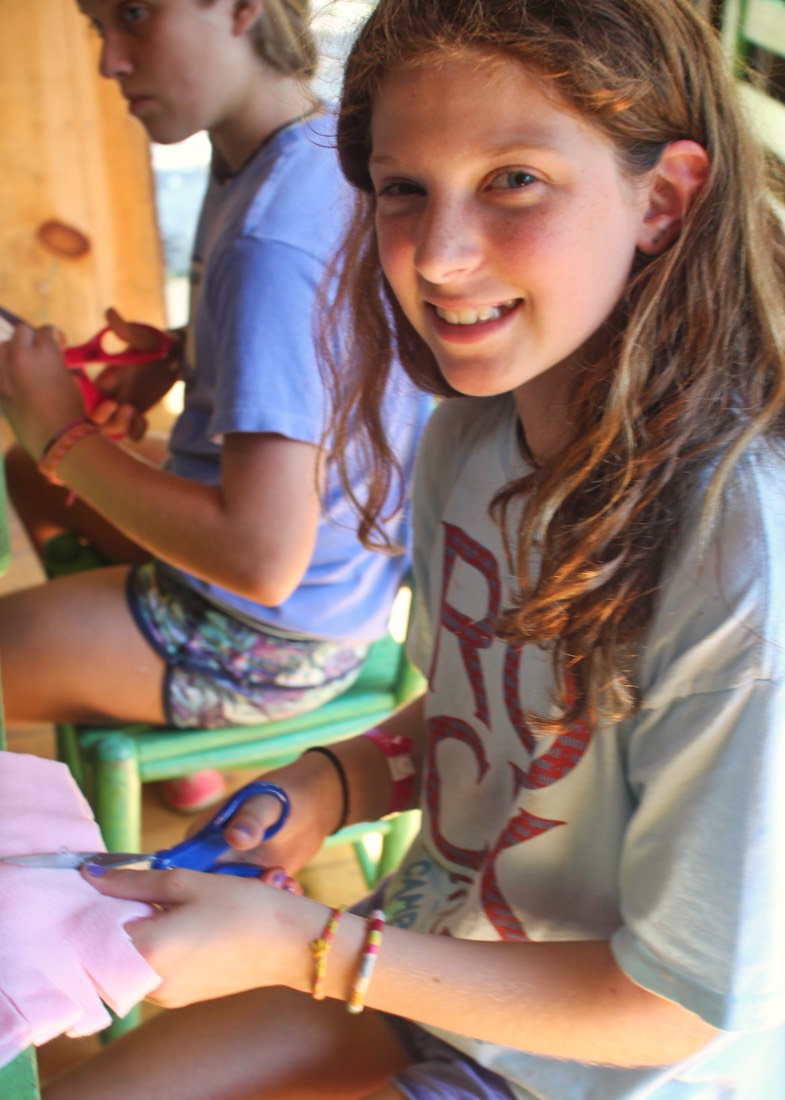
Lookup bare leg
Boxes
[43,987,411,1100]
[4,440,164,564]
[0,566,168,725]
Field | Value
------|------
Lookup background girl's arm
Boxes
[0,324,320,602]
[54,428,321,603]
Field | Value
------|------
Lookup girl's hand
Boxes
[0,324,85,458]
[257,865,302,894]
[91,307,182,438]
[83,867,308,1007]
[89,390,149,442]
[217,756,344,876]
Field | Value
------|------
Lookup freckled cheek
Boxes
[508,205,615,295]
[376,221,418,303]
[487,209,560,279]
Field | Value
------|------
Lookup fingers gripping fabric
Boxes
[0,753,161,1068]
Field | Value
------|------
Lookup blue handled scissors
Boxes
[0,303,172,416]
[0,780,289,879]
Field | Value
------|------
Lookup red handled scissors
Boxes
[0,304,172,416]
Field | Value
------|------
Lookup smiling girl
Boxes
[44,1,785,1098]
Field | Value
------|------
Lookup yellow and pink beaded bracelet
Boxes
[348,908,386,1015]
[310,905,346,1001]
[309,905,387,1014]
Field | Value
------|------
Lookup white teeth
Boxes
[435,299,517,325]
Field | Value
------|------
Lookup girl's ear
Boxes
[637,140,710,255]
[232,0,263,35]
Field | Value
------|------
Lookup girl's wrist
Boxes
[38,418,99,484]
[250,888,324,993]
[305,904,387,1013]
[299,735,401,829]
[264,891,365,1001]
[293,749,349,840]
[302,747,349,834]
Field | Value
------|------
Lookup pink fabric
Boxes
[0,752,161,1068]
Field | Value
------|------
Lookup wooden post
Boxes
[0,0,165,342]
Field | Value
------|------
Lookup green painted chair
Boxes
[0,1050,41,1100]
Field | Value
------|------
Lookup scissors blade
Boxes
[0,304,25,342]
[0,304,25,328]
[1,851,153,869]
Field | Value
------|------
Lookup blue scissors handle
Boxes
[152,780,290,876]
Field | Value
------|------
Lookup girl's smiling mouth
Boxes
[430,299,520,326]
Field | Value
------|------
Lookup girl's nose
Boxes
[414,202,482,284]
[98,33,133,80]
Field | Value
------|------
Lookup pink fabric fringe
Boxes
[0,752,160,1067]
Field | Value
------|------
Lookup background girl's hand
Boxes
[89,394,149,442]
[0,324,85,457]
[83,867,300,1007]
[91,307,182,438]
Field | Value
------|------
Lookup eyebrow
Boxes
[369,138,567,168]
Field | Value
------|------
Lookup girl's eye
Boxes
[85,4,147,36]
[376,180,424,199]
[121,2,148,24]
[489,170,537,191]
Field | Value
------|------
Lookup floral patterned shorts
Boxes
[126,562,368,729]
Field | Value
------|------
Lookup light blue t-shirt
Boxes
[385,394,785,1098]
[164,113,430,641]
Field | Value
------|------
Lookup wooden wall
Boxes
[0,0,165,343]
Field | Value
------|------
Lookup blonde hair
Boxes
[208,0,317,77]
[325,0,785,732]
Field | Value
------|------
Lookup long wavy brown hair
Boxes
[323,0,785,732]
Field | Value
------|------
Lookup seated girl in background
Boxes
[0,0,429,811]
[44,0,785,1097]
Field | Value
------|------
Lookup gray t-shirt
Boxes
[385,393,785,1098]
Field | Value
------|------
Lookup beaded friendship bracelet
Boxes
[303,746,350,834]
[309,905,345,1000]
[347,908,386,1015]
[38,418,98,487]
